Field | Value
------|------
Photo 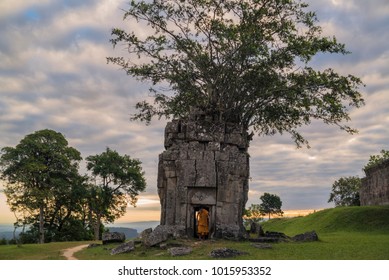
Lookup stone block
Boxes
[102,232,126,244]
[111,241,135,255]
[195,159,216,187]
[176,160,196,187]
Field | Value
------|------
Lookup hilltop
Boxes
[262,205,389,235]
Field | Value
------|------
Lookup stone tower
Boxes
[157,110,249,239]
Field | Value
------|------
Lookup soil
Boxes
[62,244,89,260]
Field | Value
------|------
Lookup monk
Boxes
[196,207,209,240]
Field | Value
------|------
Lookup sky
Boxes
[1,0,389,224]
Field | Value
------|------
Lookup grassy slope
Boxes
[261,205,389,235]
[258,206,389,259]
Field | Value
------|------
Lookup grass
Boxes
[1,206,389,260]
[0,241,92,260]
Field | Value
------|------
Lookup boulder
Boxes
[168,247,192,256]
[248,231,290,243]
[111,241,135,255]
[249,221,257,234]
[250,222,265,237]
[102,232,125,244]
[209,248,248,258]
[142,225,186,247]
[140,228,152,240]
[292,231,319,242]
[251,243,272,249]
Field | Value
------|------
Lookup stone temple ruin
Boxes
[361,159,389,206]
[157,111,250,239]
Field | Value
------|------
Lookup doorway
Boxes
[193,206,210,239]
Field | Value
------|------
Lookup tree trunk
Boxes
[39,205,45,244]
[94,215,101,241]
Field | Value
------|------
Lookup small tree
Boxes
[86,147,146,240]
[243,204,264,230]
[259,193,283,219]
[328,176,361,207]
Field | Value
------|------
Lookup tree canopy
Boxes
[86,147,146,240]
[1,131,147,243]
[0,129,82,243]
[108,0,364,146]
[328,176,361,207]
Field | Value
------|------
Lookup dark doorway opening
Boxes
[193,206,210,239]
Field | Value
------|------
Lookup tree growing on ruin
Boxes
[108,0,364,147]
[363,150,389,171]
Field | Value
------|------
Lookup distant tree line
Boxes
[0,129,146,244]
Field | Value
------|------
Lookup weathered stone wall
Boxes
[361,159,389,206]
[157,113,249,239]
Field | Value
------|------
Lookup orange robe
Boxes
[197,209,209,235]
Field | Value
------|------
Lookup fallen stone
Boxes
[248,237,282,243]
[87,243,101,249]
[209,248,248,258]
[168,247,192,256]
[111,241,135,255]
[142,225,186,247]
[265,231,290,239]
[292,231,319,242]
[102,232,125,244]
[140,228,152,240]
[251,243,273,249]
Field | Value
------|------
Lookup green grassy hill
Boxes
[262,205,389,236]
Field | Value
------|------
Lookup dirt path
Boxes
[62,244,89,260]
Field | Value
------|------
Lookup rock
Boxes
[209,248,248,258]
[265,231,290,239]
[251,243,273,249]
[248,231,290,243]
[292,231,319,242]
[248,237,284,243]
[249,221,257,234]
[140,228,152,240]
[110,241,135,255]
[87,243,101,249]
[250,222,265,237]
[102,232,125,244]
[168,247,192,256]
[142,225,186,247]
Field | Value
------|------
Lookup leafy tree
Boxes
[363,150,389,172]
[0,129,82,243]
[108,0,364,147]
[244,204,264,223]
[328,176,361,207]
[86,147,146,240]
[243,203,264,229]
[259,193,283,219]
